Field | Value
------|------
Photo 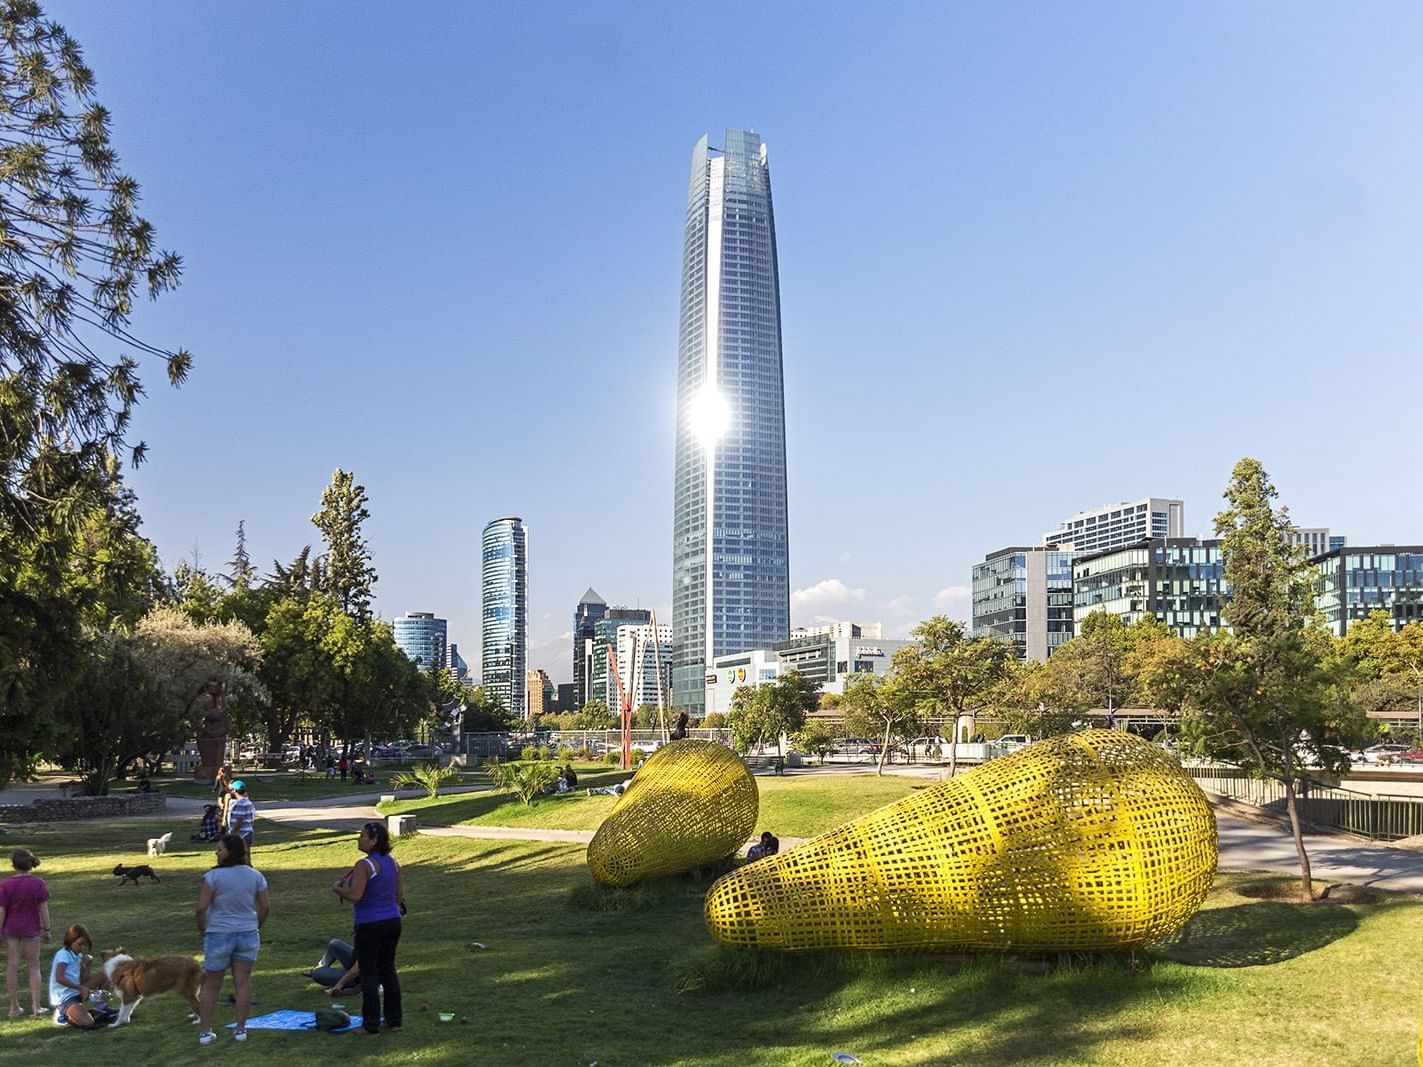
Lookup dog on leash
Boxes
[101,951,202,1027]
[113,863,161,885]
[146,831,172,857]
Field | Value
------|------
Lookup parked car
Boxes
[992,734,1032,752]
[1353,743,1411,765]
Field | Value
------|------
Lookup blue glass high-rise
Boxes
[482,516,528,719]
[672,130,790,717]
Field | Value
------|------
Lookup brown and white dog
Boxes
[101,951,202,1027]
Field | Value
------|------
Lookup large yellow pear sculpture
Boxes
[705,730,1217,951]
[587,739,759,887]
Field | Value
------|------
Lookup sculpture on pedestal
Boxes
[194,677,229,783]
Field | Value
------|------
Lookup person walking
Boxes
[332,820,404,1035]
[1,848,51,1017]
[225,781,255,847]
[195,834,269,1046]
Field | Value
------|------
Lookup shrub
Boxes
[603,752,620,765]
[630,749,648,766]
[556,746,576,762]
[520,745,539,762]
[389,761,459,800]
[537,745,552,762]
[484,758,560,805]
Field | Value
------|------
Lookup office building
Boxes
[1073,538,1225,638]
[672,129,791,718]
[1044,498,1184,555]
[792,621,883,640]
[590,607,652,710]
[1314,546,1423,636]
[1292,528,1346,558]
[392,612,447,671]
[481,516,528,719]
[572,588,609,711]
[616,621,674,709]
[447,643,469,682]
[526,669,555,718]
[703,628,910,716]
[972,546,1075,660]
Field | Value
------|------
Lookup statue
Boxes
[194,676,229,783]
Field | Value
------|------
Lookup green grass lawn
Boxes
[0,814,1420,1065]
[383,770,924,839]
[150,766,483,802]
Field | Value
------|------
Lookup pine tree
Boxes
[311,469,376,621]
[226,520,256,589]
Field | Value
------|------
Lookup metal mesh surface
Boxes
[705,730,1217,951]
[587,739,759,887]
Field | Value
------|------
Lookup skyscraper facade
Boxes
[481,516,528,718]
[572,587,608,711]
[672,129,790,717]
[392,611,447,671]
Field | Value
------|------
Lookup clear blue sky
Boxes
[51,2,1423,683]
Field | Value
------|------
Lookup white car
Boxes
[1354,743,1410,765]
[992,734,1032,752]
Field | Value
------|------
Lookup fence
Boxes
[1187,764,1423,841]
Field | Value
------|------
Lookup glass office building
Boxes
[481,516,528,719]
[1314,546,1423,636]
[572,587,608,711]
[972,546,1075,660]
[1072,538,1225,638]
[672,130,790,717]
[392,612,447,671]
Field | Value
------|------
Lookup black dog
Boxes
[113,863,161,885]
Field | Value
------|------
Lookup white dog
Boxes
[146,831,172,857]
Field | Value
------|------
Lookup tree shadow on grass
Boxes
[1150,901,1356,967]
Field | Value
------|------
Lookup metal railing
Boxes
[1187,764,1423,841]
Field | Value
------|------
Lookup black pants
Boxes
[354,918,401,1032]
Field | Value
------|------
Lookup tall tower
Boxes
[392,611,448,671]
[572,587,608,711]
[481,516,528,718]
[672,129,790,717]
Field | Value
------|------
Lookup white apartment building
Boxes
[1043,498,1184,555]
[611,623,673,709]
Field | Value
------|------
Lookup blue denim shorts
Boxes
[202,929,260,971]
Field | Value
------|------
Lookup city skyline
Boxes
[51,4,1423,686]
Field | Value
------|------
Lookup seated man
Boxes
[190,804,221,843]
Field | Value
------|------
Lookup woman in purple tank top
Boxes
[332,821,405,1035]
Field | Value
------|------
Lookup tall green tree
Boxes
[311,469,376,621]
[891,617,1014,776]
[840,673,920,776]
[1182,458,1362,900]
[0,3,189,785]
[1344,610,1423,735]
[226,520,257,590]
[728,670,818,759]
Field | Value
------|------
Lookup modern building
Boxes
[1314,546,1423,636]
[571,588,608,711]
[526,669,555,718]
[589,608,652,710]
[447,643,469,682]
[792,621,883,640]
[1044,498,1184,556]
[554,683,577,714]
[392,612,447,671]
[672,129,791,718]
[481,516,528,719]
[615,622,674,709]
[972,546,1075,660]
[703,629,910,716]
[1072,538,1225,638]
[1292,528,1346,558]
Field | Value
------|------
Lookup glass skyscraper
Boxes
[672,129,790,717]
[481,516,528,718]
[392,611,448,671]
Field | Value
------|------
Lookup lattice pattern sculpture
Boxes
[705,730,1217,951]
[587,740,759,887]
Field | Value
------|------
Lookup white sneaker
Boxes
[198,1030,216,1046]
[234,1029,247,1041]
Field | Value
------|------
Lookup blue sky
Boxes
[52,2,1423,682]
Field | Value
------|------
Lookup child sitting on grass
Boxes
[49,924,115,1029]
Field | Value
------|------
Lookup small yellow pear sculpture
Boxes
[587,739,759,887]
[705,730,1216,951]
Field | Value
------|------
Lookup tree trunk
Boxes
[876,722,891,776]
[947,710,960,779]
[1281,771,1315,901]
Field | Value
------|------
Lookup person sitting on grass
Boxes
[746,831,779,862]
[48,924,114,1029]
[561,765,578,790]
[302,937,360,995]
[190,805,221,844]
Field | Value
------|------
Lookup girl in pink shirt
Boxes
[1,848,52,1017]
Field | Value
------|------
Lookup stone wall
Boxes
[0,793,167,823]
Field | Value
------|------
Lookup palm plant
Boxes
[390,760,459,799]
[483,757,560,805]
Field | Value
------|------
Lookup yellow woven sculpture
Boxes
[587,739,759,887]
[705,730,1216,951]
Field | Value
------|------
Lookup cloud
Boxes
[791,578,868,614]
[885,595,914,613]
[934,585,970,607]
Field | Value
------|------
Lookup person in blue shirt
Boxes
[225,782,255,846]
[49,924,113,1028]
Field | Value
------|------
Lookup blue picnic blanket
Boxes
[225,1009,370,1034]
